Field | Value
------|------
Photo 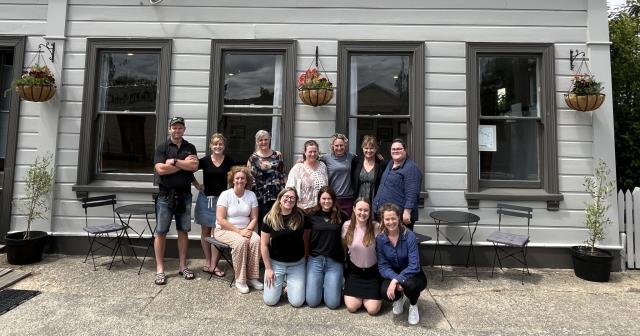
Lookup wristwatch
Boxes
[172,158,177,166]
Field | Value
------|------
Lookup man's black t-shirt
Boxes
[154,138,197,194]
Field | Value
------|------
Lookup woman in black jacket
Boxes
[351,135,386,202]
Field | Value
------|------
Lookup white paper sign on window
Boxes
[479,125,497,152]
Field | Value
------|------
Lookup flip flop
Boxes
[212,267,225,278]
[154,272,167,285]
[202,266,225,277]
[179,268,195,280]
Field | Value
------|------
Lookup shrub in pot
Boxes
[570,159,616,282]
[5,154,55,265]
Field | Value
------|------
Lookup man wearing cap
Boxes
[153,117,198,285]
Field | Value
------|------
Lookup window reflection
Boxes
[97,114,156,174]
[96,51,159,175]
[352,55,410,116]
[480,120,539,181]
[97,52,159,112]
[223,53,280,106]
[479,56,539,117]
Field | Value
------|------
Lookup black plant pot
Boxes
[5,231,48,265]
[570,246,613,282]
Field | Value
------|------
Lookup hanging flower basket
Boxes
[17,84,57,102]
[564,73,605,112]
[299,87,333,107]
[10,64,57,103]
[298,54,334,107]
[564,93,606,112]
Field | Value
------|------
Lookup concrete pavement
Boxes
[1,254,639,336]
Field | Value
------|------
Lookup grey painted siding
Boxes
[6,0,615,248]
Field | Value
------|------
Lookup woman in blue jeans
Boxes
[261,187,310,307]
[305,186,349,309]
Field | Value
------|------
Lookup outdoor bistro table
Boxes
[114,203,156,275]
[430,210,481,281]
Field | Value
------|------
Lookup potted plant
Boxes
[12,64,57,102]
[564,73,605,112]
[5,154,55,265]
[570,159,616,282]
[298,67,334,107]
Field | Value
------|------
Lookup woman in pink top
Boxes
[341,198,382,315]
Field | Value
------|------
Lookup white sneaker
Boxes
[247,279,264,290]
[235,282,250,294]
[392,295,406,315]
[408,304,420,325]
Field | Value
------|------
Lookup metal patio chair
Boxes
[486,203,533,284]
[205,236,234,287]
[80,194,128,271]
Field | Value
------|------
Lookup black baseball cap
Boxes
[169,116,185,126]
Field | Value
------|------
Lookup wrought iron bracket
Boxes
[38,42,56,63]
[569,49,585,71]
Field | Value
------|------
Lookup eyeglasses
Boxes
[391,147,405,151]
[282,195,297,201]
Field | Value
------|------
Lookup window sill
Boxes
[72,180,158,198]
[465,188,563,211]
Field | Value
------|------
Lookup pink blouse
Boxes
[342,220,380,268]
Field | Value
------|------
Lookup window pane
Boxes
[223,53,282,106]
[97,52,159,112]
[97,114,156,174]
[353,118,408,156]
[0,50,14,174]
[351,55,410,116]
[222,115,281,166]
[480,120,539,181]
[479,56,539,117]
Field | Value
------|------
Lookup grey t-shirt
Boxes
[321,152,355,198]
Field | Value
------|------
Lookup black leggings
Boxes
[381,271,427,305]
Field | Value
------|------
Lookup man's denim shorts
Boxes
[155,193,192,235]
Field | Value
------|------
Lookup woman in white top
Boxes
[214,166,263,294]
[286,140,328,213]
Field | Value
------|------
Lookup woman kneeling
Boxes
[261,187,310,307]
[376,203,426,325]
[342,198,382,315]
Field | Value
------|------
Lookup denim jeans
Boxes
[156,192,192,234]
[305,255,343,309]
[263,258,306,307]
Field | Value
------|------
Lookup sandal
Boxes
[202,266,225,278]
[179,268,195,280]
[154,272,167,285]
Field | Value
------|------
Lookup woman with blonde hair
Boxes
[351,135,386,203]
[192,133,233,277]
[261,187,310,307]
[214,166,262,294]
[342,198,382,315]
[376,203,426,325]
[286,140,328,213]
[320,133,356,216]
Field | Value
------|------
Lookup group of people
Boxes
[153,117,425,324]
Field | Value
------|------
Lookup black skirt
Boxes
[343,259,382,300]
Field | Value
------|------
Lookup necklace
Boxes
[211,155,224,166]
